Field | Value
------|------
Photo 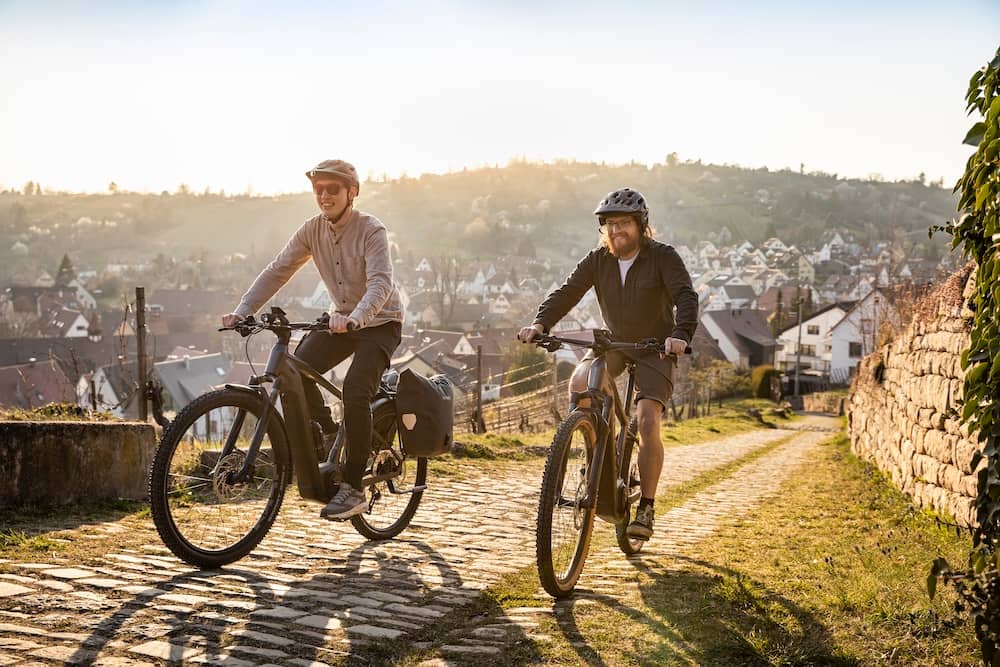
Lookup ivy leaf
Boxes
[977,183,995,210]
[966,122,987,147]
[989,97,1000,124]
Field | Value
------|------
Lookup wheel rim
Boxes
[354,413,421,533]
[549,421,594,585]
[163,402,281,555]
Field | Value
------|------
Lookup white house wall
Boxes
[700,317,748,368]
[775,307,847,372]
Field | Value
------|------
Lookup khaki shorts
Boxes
[580,350,675,409]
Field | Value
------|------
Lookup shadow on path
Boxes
[548,554,853,666]
[57,535,508,665]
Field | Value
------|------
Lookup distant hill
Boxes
[0,160,958,287]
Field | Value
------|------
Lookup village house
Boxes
[699,309,776,368]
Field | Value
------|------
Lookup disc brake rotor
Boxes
[213,451,249,501]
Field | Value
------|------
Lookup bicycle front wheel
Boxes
[149,388,290,568]
[350,404,427,540]
[615,417,646,555]
[536,410,598,598]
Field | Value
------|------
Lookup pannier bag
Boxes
[395,370,454,457]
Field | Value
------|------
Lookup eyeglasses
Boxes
[313,183,344,197]
[599,218,634,229]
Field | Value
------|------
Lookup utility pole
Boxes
[794,296,804,397]
[873,293,880,352]
[475,345,485,433]
[136,286,148,422]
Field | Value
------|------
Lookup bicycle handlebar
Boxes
[218,308,355,337]
[529,331,693,357]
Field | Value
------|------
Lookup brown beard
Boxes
[601,233,645,257]
[599,223,654,255]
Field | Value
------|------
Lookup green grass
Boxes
[0,529,63,552]
[660,397,795,445]
[0,402,117,421]
[402,427,977,666]
[0,498,149,559]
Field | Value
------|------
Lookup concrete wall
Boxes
[847,265,980,527]
[0,421,156,505]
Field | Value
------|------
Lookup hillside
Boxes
[0,159,957,288]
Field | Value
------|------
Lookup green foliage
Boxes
[749,365,781,400]
[931,46,1000,665]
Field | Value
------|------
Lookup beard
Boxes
[607,235,639,258]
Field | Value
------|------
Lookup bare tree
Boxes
[430,255,462,328]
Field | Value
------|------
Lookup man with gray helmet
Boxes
[222,159,403,520]
[517,188,698,540]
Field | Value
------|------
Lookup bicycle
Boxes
[531,330,687,598]
[149,307,427,569]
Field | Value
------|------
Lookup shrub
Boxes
[750,365,781,401]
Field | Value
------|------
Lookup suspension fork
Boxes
[225,381,280,484]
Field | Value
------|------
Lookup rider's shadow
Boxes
[66,536,530,665]
[549,554,849,666]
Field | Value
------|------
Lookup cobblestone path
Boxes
[0,418,838,665]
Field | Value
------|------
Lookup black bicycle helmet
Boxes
[594,188,649,227]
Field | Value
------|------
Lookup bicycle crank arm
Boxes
[386,483,427,495]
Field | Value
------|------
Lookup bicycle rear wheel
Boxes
[615,417,646,555]
[536,410,598,598]
[350,404,427,540]
[149,388,290,568]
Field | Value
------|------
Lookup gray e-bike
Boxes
[149,307,427,568]
[531,330,685,598]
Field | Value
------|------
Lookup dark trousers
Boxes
[294,321,402,488]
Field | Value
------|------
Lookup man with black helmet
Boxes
[518,188,698,540]
[222,159,403,520]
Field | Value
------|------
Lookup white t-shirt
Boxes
[618,255,637,286]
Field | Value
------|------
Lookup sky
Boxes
[1,0,998,195]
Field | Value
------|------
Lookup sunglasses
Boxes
[313,183,345,196]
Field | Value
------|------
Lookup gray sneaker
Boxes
[320,483,367,520]
[626,505,654,540]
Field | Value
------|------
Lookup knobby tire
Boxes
[536,410,598,598]
[149,388,290,568]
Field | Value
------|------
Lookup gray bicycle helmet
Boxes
[594,188,649,227]
[306,159,360,189]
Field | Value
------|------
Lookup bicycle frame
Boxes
[570,353,639,524]
[219,323,396,504]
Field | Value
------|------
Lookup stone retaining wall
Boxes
[0,421,156,505]
[802,392,846,415]
[847,264,981,527]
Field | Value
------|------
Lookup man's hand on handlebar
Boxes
[517,324,544,343]
[221,313,243,328]
[328,313,358,333]
[662,336,688,359]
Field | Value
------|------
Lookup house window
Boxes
[807,325,820,335]
[849,342,863,357]
[800,344,816,356]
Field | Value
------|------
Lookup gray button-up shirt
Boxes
[234,209,403,328]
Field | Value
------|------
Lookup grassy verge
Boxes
[434,398,793,481]
[0,498,149,562]
[409,429,976,666]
